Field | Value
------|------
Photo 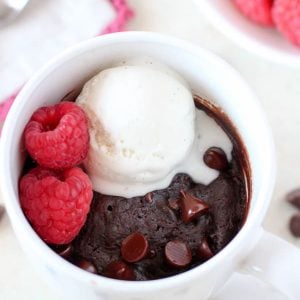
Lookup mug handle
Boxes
[237,230,300,299]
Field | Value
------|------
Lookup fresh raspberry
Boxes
[19,166,93,244]
[233,0,274,26]
[272,0,300,46]
[24,101,89,169]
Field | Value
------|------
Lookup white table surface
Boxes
[1,0,300,299]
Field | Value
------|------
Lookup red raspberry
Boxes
[20,166,93,244]
[24,101,89,169]
[233,0,274,26]
[272,0,300,46]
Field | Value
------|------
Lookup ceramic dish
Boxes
[193,0,300,67]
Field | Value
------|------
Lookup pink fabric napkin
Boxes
[0,0,133,131]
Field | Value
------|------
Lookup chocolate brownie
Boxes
[71,100,249,281]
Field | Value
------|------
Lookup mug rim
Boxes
[0,31,276,293]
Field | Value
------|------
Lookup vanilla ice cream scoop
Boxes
[76,65,195,196]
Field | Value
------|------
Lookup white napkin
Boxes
[0,0,117,102]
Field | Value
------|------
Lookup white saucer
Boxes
[212,273,288,300]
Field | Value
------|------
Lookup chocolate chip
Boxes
[168,198,180,210]
[287,189,300,210]
[197,238,214,260]
[165,240,192,268]
[180,190,210,223]
[0,205,5,222]
[145,192,153,203]
[148,249,156,258]
[121,232,149,263]
[290,214,300,237]
[103,261,136,280]
[76,259,97,274]
[203,147,228,170]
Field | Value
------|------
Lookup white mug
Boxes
[1,32,300,300]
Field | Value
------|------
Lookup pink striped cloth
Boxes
[0,0,133,132]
